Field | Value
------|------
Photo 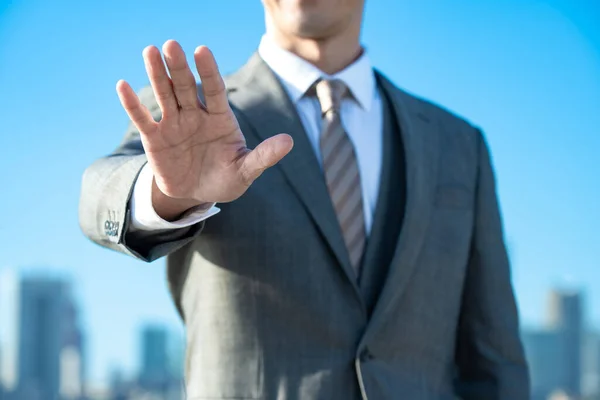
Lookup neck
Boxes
[267,28,363,75]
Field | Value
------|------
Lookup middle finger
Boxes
[163,40,202,111]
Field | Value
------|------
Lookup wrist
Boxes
[151,179,205,221]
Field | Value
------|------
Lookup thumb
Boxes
[239,133,294,185]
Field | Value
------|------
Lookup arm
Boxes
[453,130,530,399]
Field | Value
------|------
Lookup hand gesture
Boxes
[117,40,293,217]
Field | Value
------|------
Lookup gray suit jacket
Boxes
[79,53,530,399]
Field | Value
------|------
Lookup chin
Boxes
[286,15,339,39]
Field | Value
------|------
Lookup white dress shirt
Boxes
[129,35,383,233]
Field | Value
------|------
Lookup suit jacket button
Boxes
[360,348,375,362]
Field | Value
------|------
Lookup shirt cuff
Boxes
[129,163,220,232]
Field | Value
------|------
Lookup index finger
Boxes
[116,80,157,135]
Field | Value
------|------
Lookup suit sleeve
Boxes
[78,86,204,262]
[453,130,530,399]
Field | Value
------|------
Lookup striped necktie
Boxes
[315,79,366,276]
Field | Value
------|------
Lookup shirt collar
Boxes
[257,35,375,111]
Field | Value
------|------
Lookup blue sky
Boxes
[1,0,599,387]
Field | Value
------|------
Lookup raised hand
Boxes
[116,40,293,219]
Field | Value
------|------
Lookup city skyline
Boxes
[0,271,185,398]
[3,271,600,399]
[1,0,599,386]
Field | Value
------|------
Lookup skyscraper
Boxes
[139,325,169,390]
[522,329,565,400]
[16,275,85,400]
[17,277,67,399]
[547,289,583,397]
[59,295,85,400]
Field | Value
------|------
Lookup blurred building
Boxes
[134,325,184,399]
[547,289,583,397]
[168,330,184,383]
[60,296,86,400]
[0,269,19,393]
[522,329,565,400]
[11,275,85,400]
[17,277,67,398]
[523,288,586,400]
[139,325,169,390]
[583,332,600,397]
[107,366,130,400]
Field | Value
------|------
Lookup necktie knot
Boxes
[315,79,348,116]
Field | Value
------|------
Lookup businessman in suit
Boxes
[79,0,530,398]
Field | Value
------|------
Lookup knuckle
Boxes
[174,81,197,93]
[198,68,216,79]
[239,166,253,187]
[256,147,268,168]
[155,88,173,99]
[203,81,225,97]
[170,62,188,73]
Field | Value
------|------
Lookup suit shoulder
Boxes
[375,70,479,138]
[380,77,483,162]
[398,87,479,137]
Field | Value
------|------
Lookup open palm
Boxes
[116,40,293,205]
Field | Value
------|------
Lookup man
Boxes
[79,0,530,398]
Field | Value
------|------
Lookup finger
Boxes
[142,45,179,115]
[194,46,229,114]
[163,40,201,111]
[239,134,294,185]
[116,80,157,135]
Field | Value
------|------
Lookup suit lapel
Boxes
[225,53,361,297]
[361,72,440,340]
